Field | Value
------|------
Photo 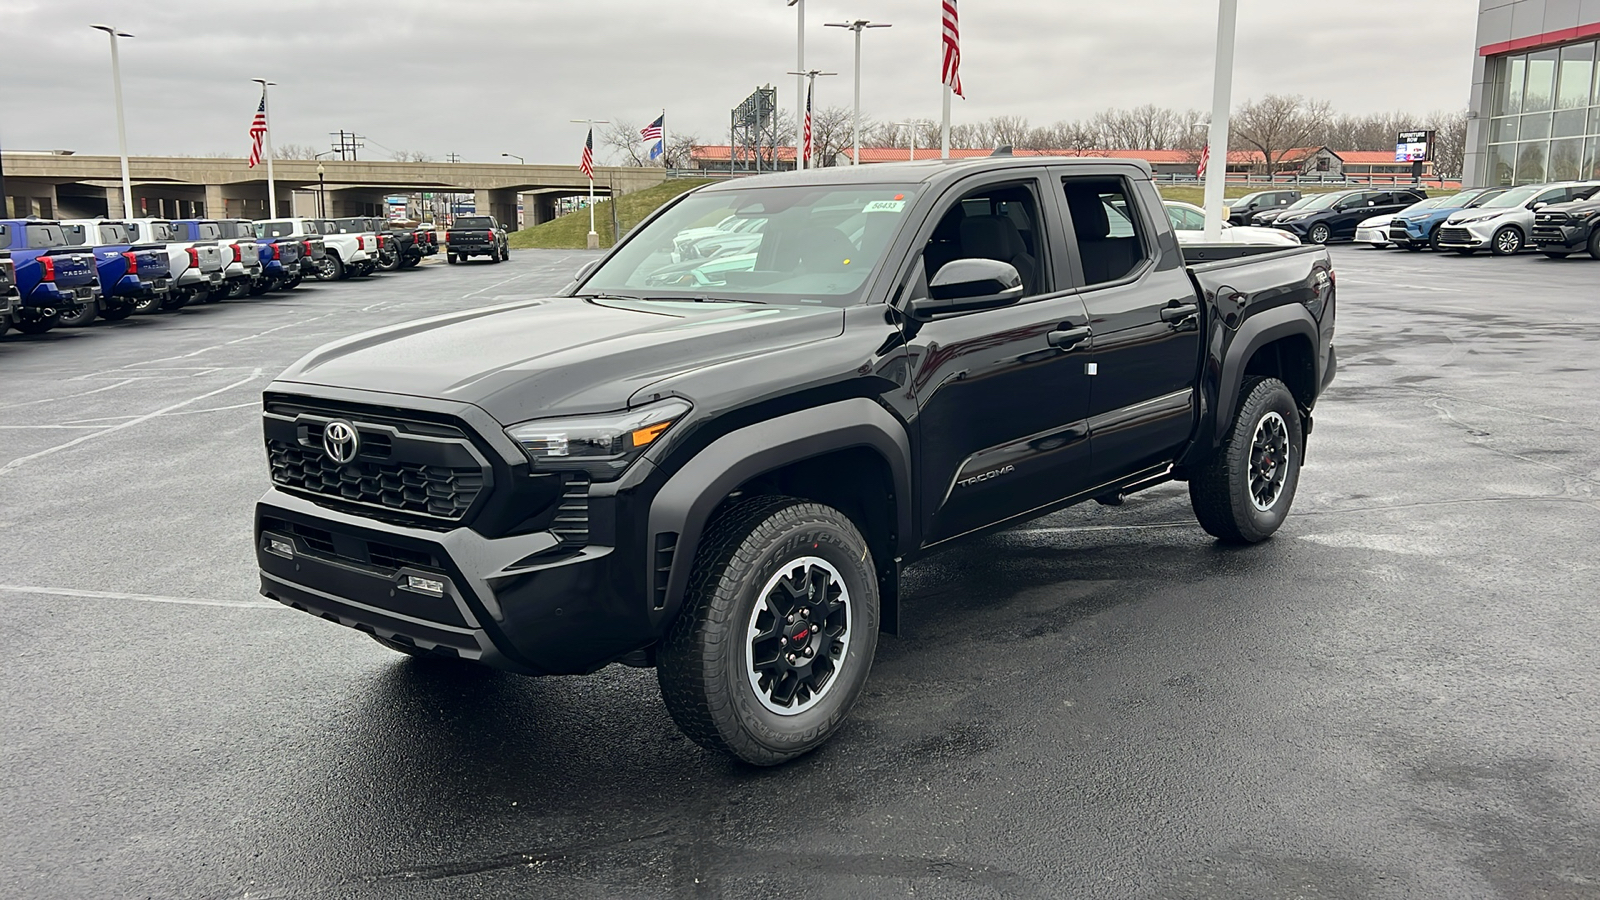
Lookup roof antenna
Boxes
[990,145,1013,157]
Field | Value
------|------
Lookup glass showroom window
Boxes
[1487,40,1600,184]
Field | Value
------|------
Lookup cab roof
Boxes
[695,155,1156,194]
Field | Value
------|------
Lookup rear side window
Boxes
[198,223,222,239]
[25,224,69,248]
[260,223,296,238]
[1061,177,1150,287]
[99,224,131,244]
[63,224,89,246]
[0,224,10,247]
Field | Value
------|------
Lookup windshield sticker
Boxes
[864,200,906,214]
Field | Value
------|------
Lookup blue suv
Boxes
[1388,188,1508,251]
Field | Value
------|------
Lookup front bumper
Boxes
[1434,220,1499,250]
[1531,222,1594,250]
[1354,226,1390,244]
[256,486,647,676]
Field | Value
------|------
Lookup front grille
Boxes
[268,441,484,520]
[1534,213,1569,226]
[263,515,441,573]
[1389,219,1411,231]
[1438,227,1473,244]
[551,478,590,548]
[263,397,490,525]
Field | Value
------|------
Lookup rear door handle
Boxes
[1047,326,1092,351]
[1161,303,1199,323]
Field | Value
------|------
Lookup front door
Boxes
[900,174,1097,546]
[1056,172,1202,485]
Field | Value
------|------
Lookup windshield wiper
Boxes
[647,295,764,305]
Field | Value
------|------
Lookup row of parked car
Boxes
[0,216,455,337]
[1224,182,1600,258]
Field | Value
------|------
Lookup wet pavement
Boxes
[2,247,1597,899]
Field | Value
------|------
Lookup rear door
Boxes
[1329,191,1377,238]
[899,169,1098,545]
[1056,170,1202,485]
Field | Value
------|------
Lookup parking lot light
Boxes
[501,153,525,165]
[90,25,135,220]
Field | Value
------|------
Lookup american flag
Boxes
[247,90,269,169]
[941,0,964,98]
[580,127,594,180]
[1197,143,1210,178]
[802,80,814,166]
[640,115,663,143]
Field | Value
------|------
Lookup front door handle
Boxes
[1160,303,1199,324]
[1047,326,1092,351]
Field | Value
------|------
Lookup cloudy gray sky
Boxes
[3,0,1478,164]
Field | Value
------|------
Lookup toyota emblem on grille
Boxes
[322,420,360,465]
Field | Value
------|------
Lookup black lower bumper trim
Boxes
[261,571,494,662]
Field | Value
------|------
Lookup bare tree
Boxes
[660,132,700,170]
[1426,109,1469,178]
[389,150,434,163]
[807,106,858,166]
[275,143,321,160]
[1231,94,1334,173]
[600,119,654,167]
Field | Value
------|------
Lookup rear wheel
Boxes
[316,255,344,281]
[447,253,460,265]
[99,303,134,322]
[57,299,98,328]
[226,279,251,299]
[1189,376,1303,544]
[133,292,164,315]
[1491,226,1523,256]
[281,274,303,290]
[1589,231,1600,260]
[1308,223,1331,245]
[658,496,879,766]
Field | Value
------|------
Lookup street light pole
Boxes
[894,121,918,162]
[91,24,135,219]
[1202,0,1238,242]
[787,0,806,170]
[826,19,892,166]
[501,153,525,165]
[251,78,278,217]
[786,70,837,168]
[570,118,609,249]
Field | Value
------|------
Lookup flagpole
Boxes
[788,0,806,171]
[572,117,609,250]
[252,78,277,217]
[941,86,951,159]
[1202,0,1237,242]
[661,108,668,168]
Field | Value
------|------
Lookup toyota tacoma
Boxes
[254,158,1337,764]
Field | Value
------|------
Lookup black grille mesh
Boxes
[267,440,484,520]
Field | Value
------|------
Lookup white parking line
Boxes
[0,369,263,476]
[0,583,281,610]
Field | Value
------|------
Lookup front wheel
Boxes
[658,497,879,766]
[1492,226,1523,256]
[1542,251,1570,259]
[1308,223,1331,245]
[1369,242,1388,250]
[1189,376,1303,544]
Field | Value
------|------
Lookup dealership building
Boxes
[1465,0,1600,186]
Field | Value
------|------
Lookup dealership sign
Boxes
[1395,130,1435,162]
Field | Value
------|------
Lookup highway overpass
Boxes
[1,154,667,225]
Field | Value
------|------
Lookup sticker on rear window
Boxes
[864,200,906,213]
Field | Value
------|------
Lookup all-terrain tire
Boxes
[1189,376,1303,544]
[99,303,134,321]
[14,316,59,335]
[657,496,879,766]
[58,299,98,327]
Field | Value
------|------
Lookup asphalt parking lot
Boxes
[3,246,1598,900]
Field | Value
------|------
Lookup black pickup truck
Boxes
[445,215,509,264]
[254,158,1336,764]
[1532,191,1600,259]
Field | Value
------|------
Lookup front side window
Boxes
[1062,176,1148,288]
[582,184,919,306]
[921,182,1046,296]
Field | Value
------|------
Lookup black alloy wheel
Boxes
[658,496,879,766]
[99,303,134,321]
[1189,376,1303,544]
[57,299,98,328]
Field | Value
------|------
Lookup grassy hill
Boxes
[508,179,713,250]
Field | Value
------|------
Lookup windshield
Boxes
[1279,196,1316,211]
[580,184,919,306]
[1481,186,1540,208]
[1401,196,1453,212]
[99,223,132,243]
[1465,189,1506,208]
[1300,192,1351,211]
[454,216,493,229]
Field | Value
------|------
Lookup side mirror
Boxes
[575,260,600,282]
[907,258,1024,319]
[1529,202,1546,210]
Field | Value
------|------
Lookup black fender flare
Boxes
[647,398,913,627]
[1211,303,1320,448]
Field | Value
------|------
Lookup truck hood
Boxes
[275,296,846,424]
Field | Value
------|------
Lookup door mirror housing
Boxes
[907,258,1025,319]
[1529,201,1546,210]
[575,260,600,281]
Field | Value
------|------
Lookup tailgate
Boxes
[196,244,226,272]
[449,230,490,246]
[42,249,98,287]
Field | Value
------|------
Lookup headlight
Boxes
[505,397,692,479]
